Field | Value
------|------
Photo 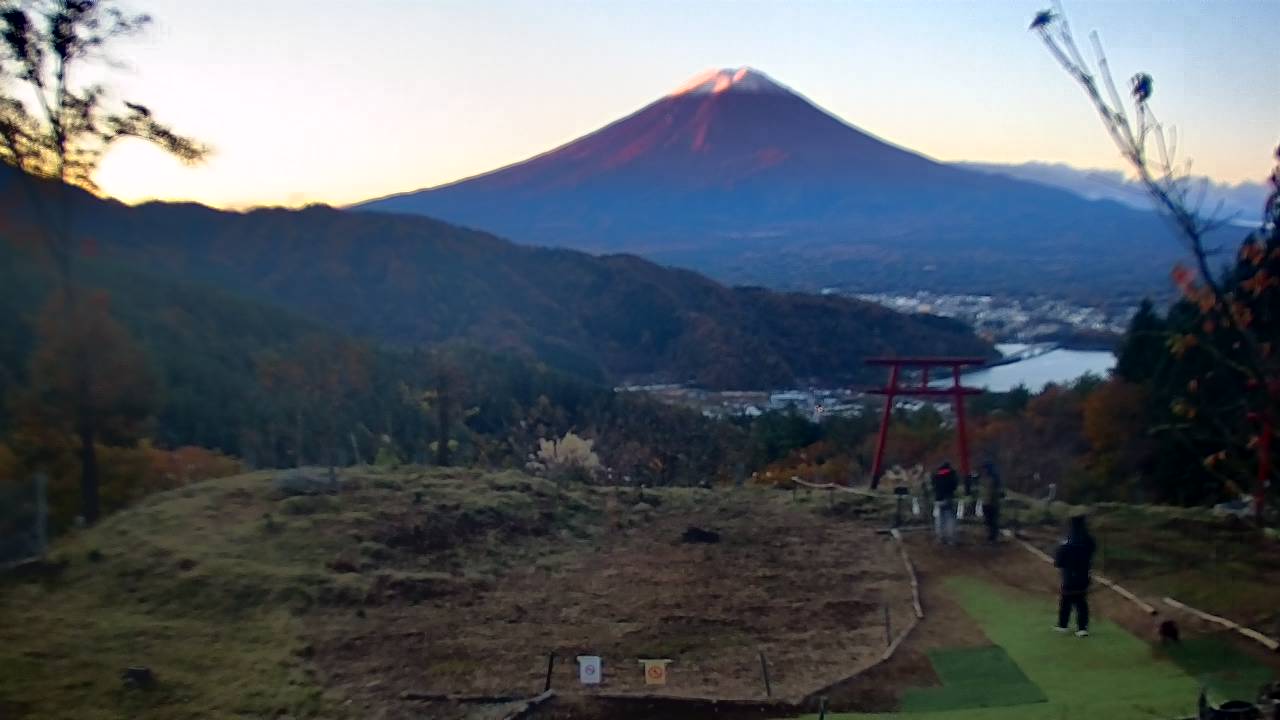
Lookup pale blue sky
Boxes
[91,0,1277,209]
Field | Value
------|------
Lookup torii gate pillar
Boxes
[866,357,985,489]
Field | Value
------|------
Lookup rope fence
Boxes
[1161,597,1280,653]
[804,527,924,703]
[1005,530,1280,653]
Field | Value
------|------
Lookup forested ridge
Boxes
[1,165,992,390]
[1,236,774,527]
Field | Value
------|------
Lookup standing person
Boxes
[932,462,959,545]
[1054,514,1096,637]
[980,461,1003,543]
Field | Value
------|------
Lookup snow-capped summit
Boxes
[356,67,1177,300]
[669,67,790,96]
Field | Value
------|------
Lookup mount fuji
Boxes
[355,68,1188,298]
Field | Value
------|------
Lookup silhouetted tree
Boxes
[430,361,461,466]
[1114,300,1168,383]
[402,353,475,467]
[1,0,204,523]
[1,0,206,281]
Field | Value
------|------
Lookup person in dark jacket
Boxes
[932,462,959,544]
[1054,514,1096,636]
[980,461,1003,543]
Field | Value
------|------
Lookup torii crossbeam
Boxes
[866,357,985,489]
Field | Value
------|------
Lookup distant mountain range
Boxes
[958,161,1268,226]
[0,166,992,389]
[355,67,1218,300]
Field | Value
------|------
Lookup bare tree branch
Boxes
[1034,5,1280,516]
[1031,5,1265,385]
[1,0,207,288]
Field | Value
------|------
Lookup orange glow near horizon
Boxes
[82,1,1275,211]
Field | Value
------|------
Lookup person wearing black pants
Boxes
[1054,514,1096,637]
[1058,589,1089,633]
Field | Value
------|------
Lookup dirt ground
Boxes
[307,500,1280,720]
[306,488,915,719]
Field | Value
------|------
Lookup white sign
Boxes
[577,655,601,685]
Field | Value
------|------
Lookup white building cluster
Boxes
[850,291,1136,341]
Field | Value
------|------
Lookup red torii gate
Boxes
[866,357,985,489]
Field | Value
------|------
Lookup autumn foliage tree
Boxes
[10,291,154,522]
[1081,379,1151,496]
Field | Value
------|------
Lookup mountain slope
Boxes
[1,166,992,389]
[355,67,1187,297]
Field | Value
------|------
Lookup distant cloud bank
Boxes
[956,161,1270,226]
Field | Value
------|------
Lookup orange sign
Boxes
[639,659,671,686]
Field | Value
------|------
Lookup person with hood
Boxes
[931,461,959,544]
[1054,514,1096,636]
[980,461,1003,543]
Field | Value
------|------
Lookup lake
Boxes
[959,343,1115,393]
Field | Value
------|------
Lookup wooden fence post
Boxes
[884,605,892,647]
[758,651,772,698]
[34,473,48,556]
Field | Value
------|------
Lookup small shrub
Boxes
[370,477,403,491]
[280,495,338,516]
[261,512,281,534]
[272,470,340,498]
[526,432,602,484]
[358,541,392,561]
[374,444,402,468]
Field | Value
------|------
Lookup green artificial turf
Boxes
[1164,634,1275,703]
[798,577,1207,720]
[901,645,1046,712]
